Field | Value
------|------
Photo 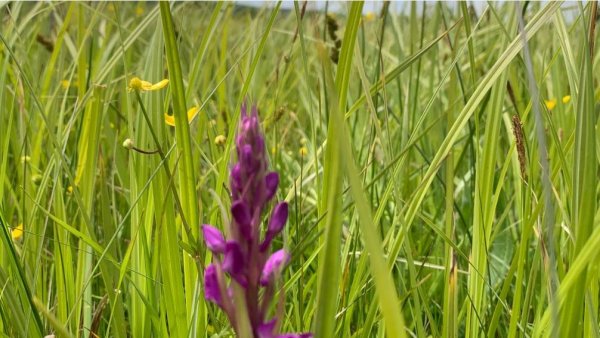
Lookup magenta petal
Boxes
[257,317,312,338]
[260,203,288,252]
[276,334,313,338]
[255,136,266,158]
[204,264,222,305]
[260,249,290,286]
[202,225,225,254]
[257,318,277,338]
[236,135,245,152]
[268,203,288,233]
[230,163,242,196]
[223,241,244,274]
[231,200,252,239]
[241,144,254,165]
[242,113,253,131]
[223,241,247,287]
[265,172,279,201]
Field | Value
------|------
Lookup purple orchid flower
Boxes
[202,104,311,338]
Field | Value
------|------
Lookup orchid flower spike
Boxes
[201,104,311,338]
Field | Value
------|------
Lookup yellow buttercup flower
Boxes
[545,99,557,111]
[214,135,226,146]
[562,95,571,104]
[165,106,200,127]
[128,77,169,92]
[60,80,71,90]
[12,223,23,240]
[135,3,144,16]
[299,146,308,157]
[364,11,376,22]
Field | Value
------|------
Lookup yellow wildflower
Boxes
[20,155,31,164]
[12,223,23,240]
[562,95,571,104]
[135,3,144,16]
[67,186,74,195]
[299,146,308,157]
[545,99,557,111]
[214,135,226,146]
[364,11,376,22]
[128,77,169,92]
[60,80,70,90]
[165,106,200,127]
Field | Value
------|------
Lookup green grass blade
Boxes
[313,3,363,338]
[0,212,44,336]
[388,1,561,267]
[159,3,201,335]
[558,3,597,337]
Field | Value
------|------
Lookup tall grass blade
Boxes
[558,2,597,337]
[314,3,363,337]
[159,3,201,335]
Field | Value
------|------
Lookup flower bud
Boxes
[122,138,134,150]
[214,135,226,146]
[260,249,290,286]
[204,264,222,306]
[260,202,288,252]
[202,225,226,254]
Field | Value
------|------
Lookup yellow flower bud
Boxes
[123,138,134,150]
[214,135,226,146]
[128,77,168,92]
[135,4,144,16]
[364,11,376,22]
[129,77,143,90]
[12,223,23,240]
[544,99,557,111]
[562,95,571,104]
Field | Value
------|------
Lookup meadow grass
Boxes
[1,1,599,337]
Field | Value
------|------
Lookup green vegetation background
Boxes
[0,2,599,337]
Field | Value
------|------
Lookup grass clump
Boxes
[0,2,598,337]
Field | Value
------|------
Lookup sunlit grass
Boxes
[0,2,598,337]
